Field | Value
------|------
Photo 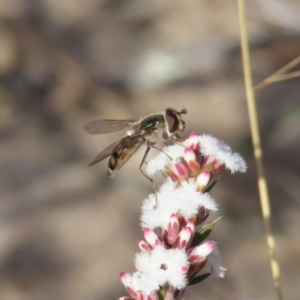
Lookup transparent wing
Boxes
[83,119,137,135]
[87,140,120,166]
[88,134,145,166]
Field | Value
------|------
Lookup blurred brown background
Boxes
[0,0,300,299]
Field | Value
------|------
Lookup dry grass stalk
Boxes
[255,55,300,92]
[237,1,283,300]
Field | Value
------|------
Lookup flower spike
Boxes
[118,132,246,300]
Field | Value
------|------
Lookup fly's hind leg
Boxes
[139,145,158,202]
[150,144,173,180]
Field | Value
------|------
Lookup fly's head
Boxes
[164,108,187,137]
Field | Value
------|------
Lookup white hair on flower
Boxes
[203,246,226,278]
[198,135,247,174]
[132,245,189,294]
[141,178,218,230]
[146,144,184,176]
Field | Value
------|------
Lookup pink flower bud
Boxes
[167,213,180,245]
[197,241,215,256]
[185,221,195,233]
[183,149,201,175]
[136,240,152,252]
[118,298,134,300]
[196,170,211,190]
[127,287,141,300]
[191,258,207,273]
[189,214,197,224]
[201,157,211,168]
[188,241,215,262]
[141,292,159,300]
[212,161,224,174]
[173,225,193,249]
[202,158,224,174]
[120,272,132,288]
[167,169,180,182]
[196,207,209,224]
[143,228,161,247]
[177,213,188,228]
[188,132,199,150]
[120,274,141,300]
[175,162,189,178]
[183,148,196,162]
[168,159,189,183]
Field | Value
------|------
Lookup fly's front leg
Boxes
[174,134,187,148]
[174,134,184,142]
[139,145,158,201]
[151,144,173,161]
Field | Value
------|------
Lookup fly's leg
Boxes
[173,134,187,148]
[163,134,186,150]
[174,141,187,148]
[139,145,158,202]
[174,134,184,142]
[151,144,173,160]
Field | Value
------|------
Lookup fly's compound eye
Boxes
[165,109,179,133]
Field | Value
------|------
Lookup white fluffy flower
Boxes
[146,134,246,175]
[132,246,189,294]
[146,144,184,176]
[141,178,218,230]
[197,135,247,174]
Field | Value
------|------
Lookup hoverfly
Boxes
[83,108,187,184]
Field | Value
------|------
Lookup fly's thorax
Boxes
[144,126,166,143]
[138,114,165,131]
[134,113,166,143]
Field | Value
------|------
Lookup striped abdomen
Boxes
[108,141,143,177]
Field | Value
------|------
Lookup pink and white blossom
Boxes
[118,132,245,300]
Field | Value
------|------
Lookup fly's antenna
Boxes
[179,108,187,115]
